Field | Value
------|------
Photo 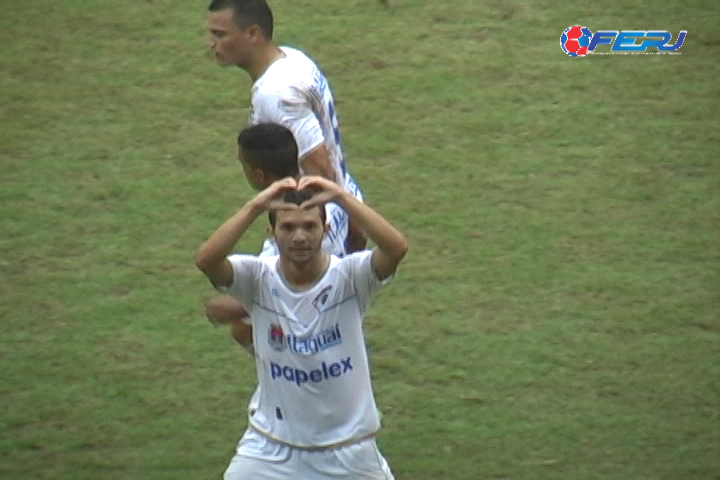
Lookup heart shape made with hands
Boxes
[264,175,340,212]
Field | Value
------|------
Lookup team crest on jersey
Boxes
[268,323,286,352]
[312,285,333,311]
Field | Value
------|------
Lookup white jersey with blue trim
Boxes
[223,251,388,448]
[249,46,347,184]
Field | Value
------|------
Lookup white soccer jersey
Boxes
[249,46,347,184]
[258,201,349,259]
[223,251,388,448]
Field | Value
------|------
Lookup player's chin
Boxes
[212,54,232,66]
[288,249,314,263]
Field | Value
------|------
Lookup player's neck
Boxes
[278,253,330,290]
[246,44,285,82]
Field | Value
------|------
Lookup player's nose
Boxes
[291,231,308,245]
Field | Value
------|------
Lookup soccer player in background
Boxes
[205,0,367,327]
[195,175,407,479]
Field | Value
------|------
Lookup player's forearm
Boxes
[195,201,263,272]
[336,192,407,259]
[300,146,339,183]
[346,219,368,253]
[302,159,337,183]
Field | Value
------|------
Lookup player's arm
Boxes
[195,202,263,288]
[195,177,297,287]
[268,85,339,183]
[298,177,408,279]
[302,144,367,252]
[346,217,368,253]
[338,193,407,279]
[300,144,338,183]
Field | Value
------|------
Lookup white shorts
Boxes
[223,429,395,480]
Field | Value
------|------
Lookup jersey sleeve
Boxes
[218,254,262,311]
[343,250,392,313]
[253,84,324,159]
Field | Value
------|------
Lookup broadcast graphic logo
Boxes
[560,26,593,57]
[560,26,686,57]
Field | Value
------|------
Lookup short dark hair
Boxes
[238,123,299,179]
[268,189,327,228]
[208,0,274,39]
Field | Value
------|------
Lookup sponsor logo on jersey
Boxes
[270,356,353,387]
[268,323,286,352]
[267,323,343,354]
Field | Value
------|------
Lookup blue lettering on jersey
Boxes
[311,67,328,97]
[270,356,353,387]
[287,323,342,354]
[344,174,362,198]
[324,205,348,248]
[310,67,345,174]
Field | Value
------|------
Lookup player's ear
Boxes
[247,24,263,43]
[323,222,330,236]
[252,169,268,191]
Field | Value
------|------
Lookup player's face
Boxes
[206,9,253,67]
[272,208,328,265]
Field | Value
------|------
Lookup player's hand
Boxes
[297,176,343,209]
[251,177,298,211]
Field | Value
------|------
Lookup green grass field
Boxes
[1,1,719,479]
